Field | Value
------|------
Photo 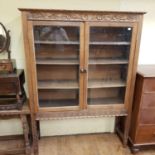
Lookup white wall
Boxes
[120,0,155,64]
[0,0,155,136]
[0,119,23,136]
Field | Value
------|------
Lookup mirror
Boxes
[0,22,10,59]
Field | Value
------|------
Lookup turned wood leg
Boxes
[20,114,31,155]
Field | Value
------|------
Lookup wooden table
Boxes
[0,101,32,155]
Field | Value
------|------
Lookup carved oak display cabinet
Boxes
[19,8,145,154]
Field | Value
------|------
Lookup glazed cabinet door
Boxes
[28,21,85,112]
[85,22,138,110]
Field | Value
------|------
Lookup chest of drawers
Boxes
[0,69,26,110]
[129,65,155,152]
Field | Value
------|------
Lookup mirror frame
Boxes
[0,22,11,59]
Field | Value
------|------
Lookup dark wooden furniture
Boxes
[129,65,155,152]
[19,9,145,154]
[0,69,26,110]
[0,101,31,155]
[0,59,16,72]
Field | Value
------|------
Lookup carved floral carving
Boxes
[28,11,138,22]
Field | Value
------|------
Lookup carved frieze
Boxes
[27,11,139,22]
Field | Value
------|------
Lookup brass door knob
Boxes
[80,68,87,73]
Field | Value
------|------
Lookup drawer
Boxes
[140,109,155,124]
[0,64,8,71]
[0,83,17,94]
[141,93,155,108]
[143,79,155,92]
[0,63,13,72]
[136,125,155,143]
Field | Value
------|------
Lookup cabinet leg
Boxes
[115,116,128,147]
[123,116,130,146]
[32,117,39,155]
[131,146,140,154]
[20,114,31,155]
[36,120,40,139]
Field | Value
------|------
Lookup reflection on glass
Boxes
[34,26,80,61]
[34,26,79,42]
[39,27,69,41]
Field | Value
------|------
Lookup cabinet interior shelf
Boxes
[88,80,126,88]
[38,81,79,89]
[88,98,124,105]
[89,41,130,45]
[36,58,79,65]
[34,41,130,46]
[37,80,126,90]
[39,99,78,107]
[34,40,79,45]
[36,58,128,65]
[89,59,128,65]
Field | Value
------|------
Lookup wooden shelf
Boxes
[89,59,128,65]
[38,81,79,89]
[89,41,130,45]
[39,99,78,107]
[88,98,124,105]
[88,80,126,88]
[36,58,79,65]
[34,40,79,45]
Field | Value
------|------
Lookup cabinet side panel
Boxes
[21,11,39,153]
[21,12,35,114]
[129,74,143,143]
[115,15,144,144]
[124,15,144,144]
[27,21,40,112]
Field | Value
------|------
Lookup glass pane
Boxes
[33,25,80,108]
[90,27,132,42]
[34,26,79,61]
[39,89,79,107]
[88,88,125,105]
[88,26,132,105]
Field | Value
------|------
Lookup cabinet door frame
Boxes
[27,21,85,112]
[84,22,138,111]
